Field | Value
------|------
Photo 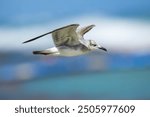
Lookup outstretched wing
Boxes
[77,24,95,37]
[52,24,79,46]
[22,24,79,44]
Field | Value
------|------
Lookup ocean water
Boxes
[0,69,150,99]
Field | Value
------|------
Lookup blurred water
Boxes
[0,69,150,99]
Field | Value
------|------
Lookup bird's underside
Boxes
[23,24,100,56]
[33,44,90,56]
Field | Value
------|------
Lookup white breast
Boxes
[58,46,89,56]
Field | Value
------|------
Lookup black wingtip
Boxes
[22,39,35,44]
[22,41,28,44]
[22,31,52,44]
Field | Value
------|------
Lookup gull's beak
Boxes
[98,46,107,51]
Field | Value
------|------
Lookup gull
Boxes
[23,24,107,56]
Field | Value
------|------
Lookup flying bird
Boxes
[23,24,107,56]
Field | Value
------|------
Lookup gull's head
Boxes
[88,40,107,51]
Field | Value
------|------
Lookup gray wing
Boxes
[52,24,80,46]
[77,24,95,37]
[22,24,79,44]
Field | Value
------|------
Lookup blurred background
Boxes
[0,0,150,99]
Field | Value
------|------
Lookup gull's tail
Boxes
[33,47,59,56]
[33,50,49,55]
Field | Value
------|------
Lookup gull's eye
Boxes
[93,44,97,46]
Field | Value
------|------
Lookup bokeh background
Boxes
[0,0,150,99]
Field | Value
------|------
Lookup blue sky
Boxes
[0,0,150,26]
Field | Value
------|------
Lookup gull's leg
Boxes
[33,47,60,56]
